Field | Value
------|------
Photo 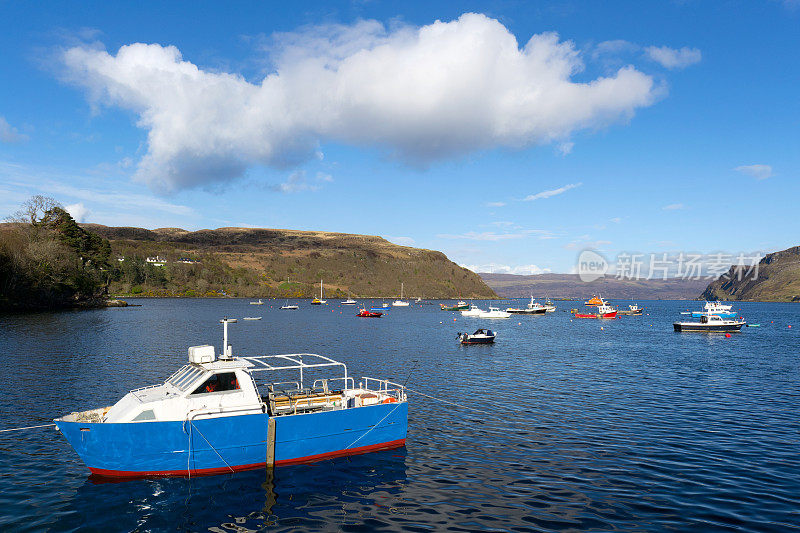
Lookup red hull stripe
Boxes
[88,439,406,478]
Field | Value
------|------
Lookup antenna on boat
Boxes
[220,318,237,360]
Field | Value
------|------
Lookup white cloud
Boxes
[270,170,331,193]
[438,228,554,241]
[610,216,622,223]
[645,46,701,69]
[592,39,639,61]
[556,141,574,156]
[65,202,90,222]
[486,201,506,207]
[385,236,416,246]
[662,203,684,210]
[734,164,773,180]
[61,13,657,192]
[461,263,551,275]
[438,231,525,241]
[523,182,582,201]
[564,239,611,250]
[0,116,29,143]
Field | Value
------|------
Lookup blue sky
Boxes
[1,0,798,274]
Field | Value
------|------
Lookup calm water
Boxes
[1,298,798,532]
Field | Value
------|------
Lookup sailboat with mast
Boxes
[311,280,327,305]
[392,282,409,307]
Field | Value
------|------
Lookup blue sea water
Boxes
[0,298,798,531]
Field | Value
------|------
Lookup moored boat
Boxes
[478,306,511,319]
[674,314,745,332]
[250,299,264,305]
[341,298,357,305]
[617,304,644,316]
[371,303,390,311]
[357,308,383,317]
[441,301,469,311]
[574,299,617,319]
[392,283,410,307]
[311,280,327,304]
[691,301,736,319]
[54,319,407,477]
[460,304,484,317]
[543,298,556,312]
[280,299,299,310]
[457,328,496,344]
[506,296,547,314]
[585,295,604,306]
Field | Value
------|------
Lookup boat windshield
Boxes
[167,365,207,391]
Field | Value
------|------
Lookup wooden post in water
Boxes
[266,417,276,468]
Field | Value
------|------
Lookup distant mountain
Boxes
[701,246,800,302]
[81,224,496,299]
[479,273,708,300]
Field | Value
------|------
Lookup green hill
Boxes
[81,224,496,299]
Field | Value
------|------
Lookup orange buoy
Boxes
[725,333,731,338]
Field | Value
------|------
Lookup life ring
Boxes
[382,397,398,404]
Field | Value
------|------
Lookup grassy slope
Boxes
[701,246,800,302]
[83,225,496,299]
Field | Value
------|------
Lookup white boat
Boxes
[414,297,422,303]
[341,297,357,305]
[392,283,409,307]
[242,317,262,320]
[544,298,556,313]
[280,300,298,310]
[674,314,745,332]
[478,306,511,319]
[460,304,484,317]
[249,299,264,305]
[691,301,736,318]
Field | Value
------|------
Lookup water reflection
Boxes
[55,448,408,531]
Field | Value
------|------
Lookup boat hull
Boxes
[574,311,617,319]
[56,402,407,478]
[673,322,744,332]
[459,337,495,344]
[441,305,469,311]
[506,308,546,314]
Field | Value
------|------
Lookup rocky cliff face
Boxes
[701,246,800,302]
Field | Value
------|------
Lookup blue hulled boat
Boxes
[55,319,407,478]
[690,301,737,319]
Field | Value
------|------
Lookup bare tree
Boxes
[6,195,62,225]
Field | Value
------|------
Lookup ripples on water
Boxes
[1,299,798,531]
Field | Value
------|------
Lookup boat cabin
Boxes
[60,347,405,425]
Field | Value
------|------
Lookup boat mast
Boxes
[220,318,237,360]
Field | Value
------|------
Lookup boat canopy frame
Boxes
[240,353,348,391]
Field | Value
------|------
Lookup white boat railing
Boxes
[360,377,406,401]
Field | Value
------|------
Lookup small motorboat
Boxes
[574,300,617,319]
[54,319,407,477]
[280,300,299,310]
[458,329,496,344]
[674,314,745,332]
[507,296,546,314]
[341,298,358,305]
[691,301,736,319]
[617,304,643,316]
[249,299,264,305]
[543,298,556,313]
[357,308,383,317]
[242,317,262,320]
[478,307,511,319]
[441,301,469,311]
[460,304,484,317]
[372,303,391,311]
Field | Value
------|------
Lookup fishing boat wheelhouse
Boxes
[55,319,407,478]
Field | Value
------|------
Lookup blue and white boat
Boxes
[55,319,407,478]
[691,301,737,319]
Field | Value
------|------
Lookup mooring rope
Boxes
[189,421,235,474]
[344,401,404,450]
[404,387,492,415]
[0,423,56,433]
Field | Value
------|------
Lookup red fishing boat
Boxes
[573,298,617,319]
[357,308,382,318]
